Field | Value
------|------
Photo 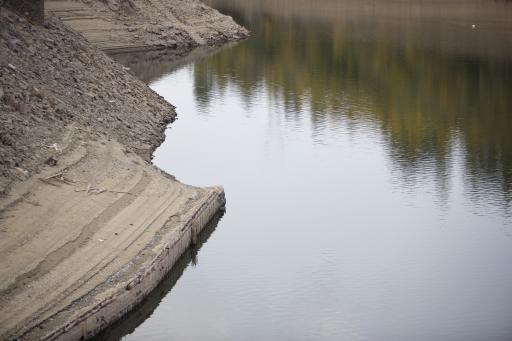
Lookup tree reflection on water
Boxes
[194,2,512,210]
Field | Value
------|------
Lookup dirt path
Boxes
[45,0,249,52]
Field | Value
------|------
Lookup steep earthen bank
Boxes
[0,1,241,339]
[46,0,249,52]
[0,9,174,195]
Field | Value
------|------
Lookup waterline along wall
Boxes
[40,188,225,341]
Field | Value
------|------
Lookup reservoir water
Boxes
[108,1,512,340]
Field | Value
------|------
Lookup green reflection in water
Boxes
[192,8,512,209]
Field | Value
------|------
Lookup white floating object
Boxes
[472,24,476,29]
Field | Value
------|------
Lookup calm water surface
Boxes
[111,1,512,340]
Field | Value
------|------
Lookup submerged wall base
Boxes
[40,188,225,341]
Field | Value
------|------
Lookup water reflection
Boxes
[112,2,512,339]
[207,0,512,61]
[111,46,226,84]
[193,1,512,212]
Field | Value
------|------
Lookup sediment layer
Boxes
[45,0,249,52]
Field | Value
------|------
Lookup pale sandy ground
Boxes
[0,133,223,340]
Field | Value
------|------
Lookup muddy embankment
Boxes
[46,0,249,52]
[0,1,246,340]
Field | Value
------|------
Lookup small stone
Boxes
[13,167,29,179]
[17,102,30,114]
[7,63,16,71]
[127,27,137,32]
[55,103,66,114]
[45,156,58,166]
[33,87,43,99]
[9,38,21,47]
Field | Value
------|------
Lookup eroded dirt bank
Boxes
[46,0,249,52]
[0,3,232,340]
[0,9,175,195]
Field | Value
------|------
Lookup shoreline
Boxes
[90,211,224,341]
[0,1,246,339]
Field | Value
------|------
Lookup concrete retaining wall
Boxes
[39,187,225,341]
[4,0,44,23]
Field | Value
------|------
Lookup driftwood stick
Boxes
[40,173,76,188]
[60,177,75,185]
[43,173,63,181]
[74,187,135,196]
[75,188,98,193]
[105,190,136,196]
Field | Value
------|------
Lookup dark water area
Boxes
[110,1,512,340]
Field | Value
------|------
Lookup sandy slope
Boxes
[0,136,223,340]
[46,0,249,52]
